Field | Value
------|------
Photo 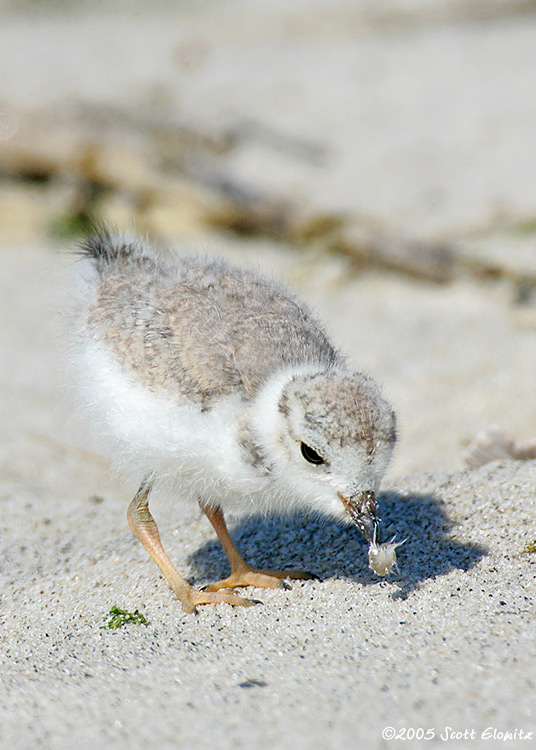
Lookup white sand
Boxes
[0,242,535,750]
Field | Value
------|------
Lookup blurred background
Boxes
[1,0,535,481]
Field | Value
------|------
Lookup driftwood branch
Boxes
[2,105,536,290]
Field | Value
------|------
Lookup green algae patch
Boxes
[100,606,148,630]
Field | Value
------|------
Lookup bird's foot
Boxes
[203,566,317,592]
[180,587,260,614]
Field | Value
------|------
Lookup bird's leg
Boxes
[200,503,316,591]
[127,475,257,613]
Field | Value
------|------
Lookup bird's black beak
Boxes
[338,490,380,543]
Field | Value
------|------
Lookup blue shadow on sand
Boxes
[188,490,487,596]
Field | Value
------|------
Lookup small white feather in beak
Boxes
[368,535,405,576]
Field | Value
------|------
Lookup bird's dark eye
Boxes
[300,442,325,465]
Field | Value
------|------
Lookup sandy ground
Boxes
[0,240,535,750]
[1,2,536,748]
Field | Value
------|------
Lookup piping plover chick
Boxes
[72,228,397,613]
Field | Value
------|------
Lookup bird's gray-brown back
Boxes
[82,231,340,407]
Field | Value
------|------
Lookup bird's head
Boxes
[252,367,396,541]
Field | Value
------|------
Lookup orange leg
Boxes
[201,503,316,591]
[127,475,257,613]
